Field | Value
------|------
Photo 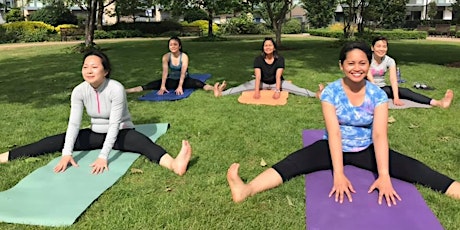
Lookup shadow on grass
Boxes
[1,38,460,108]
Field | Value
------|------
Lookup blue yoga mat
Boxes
[303,130,443,230]
[0,123,169,227]
[138,73,211,101]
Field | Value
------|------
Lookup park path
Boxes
[1,35,459,50]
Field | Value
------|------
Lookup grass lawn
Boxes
[0,36,459,230]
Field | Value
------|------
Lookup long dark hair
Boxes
[261,37,279,58]
[168,36,183,52]
[83,50,112,78]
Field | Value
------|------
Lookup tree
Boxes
[427,1,437,20]
[300,0,337,28]
[116,0,155,23]
[29,2,78,26]
[254,0,292,47]
[158,0,237,37]
[452,1,460,23]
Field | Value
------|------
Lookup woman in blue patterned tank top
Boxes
[226,42,460,204]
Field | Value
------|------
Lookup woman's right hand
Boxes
[253,91,261,99]
[157,86,169,95]
[54,155,79,173]
[329,173,356,203]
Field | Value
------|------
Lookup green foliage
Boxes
[427,1,438,20]
[183,8,208,22]
[301,0,337,28]
[106,21,182,36]
[182,20,220,34]
[1,38,460,230]
[5,8,24,23]
[307,28,427,40]
[55,24,79,33]
[115,0,155,21]
[28,3,77,26]
[220,13,269,35]
[282,19,302,34]
[1,21,56,43]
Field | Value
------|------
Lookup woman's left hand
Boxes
[175,86,184,95]
[393,98,405,106]
[272,91,280,99]
[90,158,109,174]
[368,176,401,206]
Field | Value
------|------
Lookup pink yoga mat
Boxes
[303,130,443,230]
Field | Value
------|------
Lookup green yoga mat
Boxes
[0,123,169,227]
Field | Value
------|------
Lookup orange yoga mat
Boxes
[238,90,289,106]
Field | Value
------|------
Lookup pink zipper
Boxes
[95,89,101,114]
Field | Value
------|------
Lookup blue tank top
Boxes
[168,52,188,80]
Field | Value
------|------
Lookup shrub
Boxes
[106,20,182,36]
[184,8,208,22]
[94,30,112,39]
[220,14,268,35]
[55,24,79,33]
[282,19,301,34]
[28,3,77,26]
[1,21,55,43]
[307,28,427,40]
[5,8,24,23]
[182,20,220,35]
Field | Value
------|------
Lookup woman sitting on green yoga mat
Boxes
[125,36,219,95]
[367,36,453,108]
[213,37,321,99]
[0,50,192,175]
[226,41,460,204]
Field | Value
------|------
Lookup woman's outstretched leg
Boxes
[159,140,192,176]
[125,86,144,93]
[227,163,283,203]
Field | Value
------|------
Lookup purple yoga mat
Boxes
[303,130,443,230]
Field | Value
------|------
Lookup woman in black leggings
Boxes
[226,41,460,204]
[1,50,192,176]
[367,36,453,108]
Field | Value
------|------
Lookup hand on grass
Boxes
[54,155,78,173]
[368,176,401,207]
[329,173,355,203]
[90,158,108,174]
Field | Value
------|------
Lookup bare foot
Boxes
[213,82,222,97]
[126,86,143,94]
[227,163,251,203]
[0,152,9,163]
[219,81,227,91]
[439,89,454,108]
[315,83,325,99]
[171,140,192,176]
[446,181,460,200]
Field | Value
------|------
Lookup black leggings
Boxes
[9,129,167,163]
[272,140,454,193]
[142,78,206,91]
[381,86,432,105]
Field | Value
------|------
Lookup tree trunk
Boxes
[85,0,97,48]
[97,0,103,30]
[207,11,213,37]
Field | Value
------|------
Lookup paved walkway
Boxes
[1,35,459,50]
